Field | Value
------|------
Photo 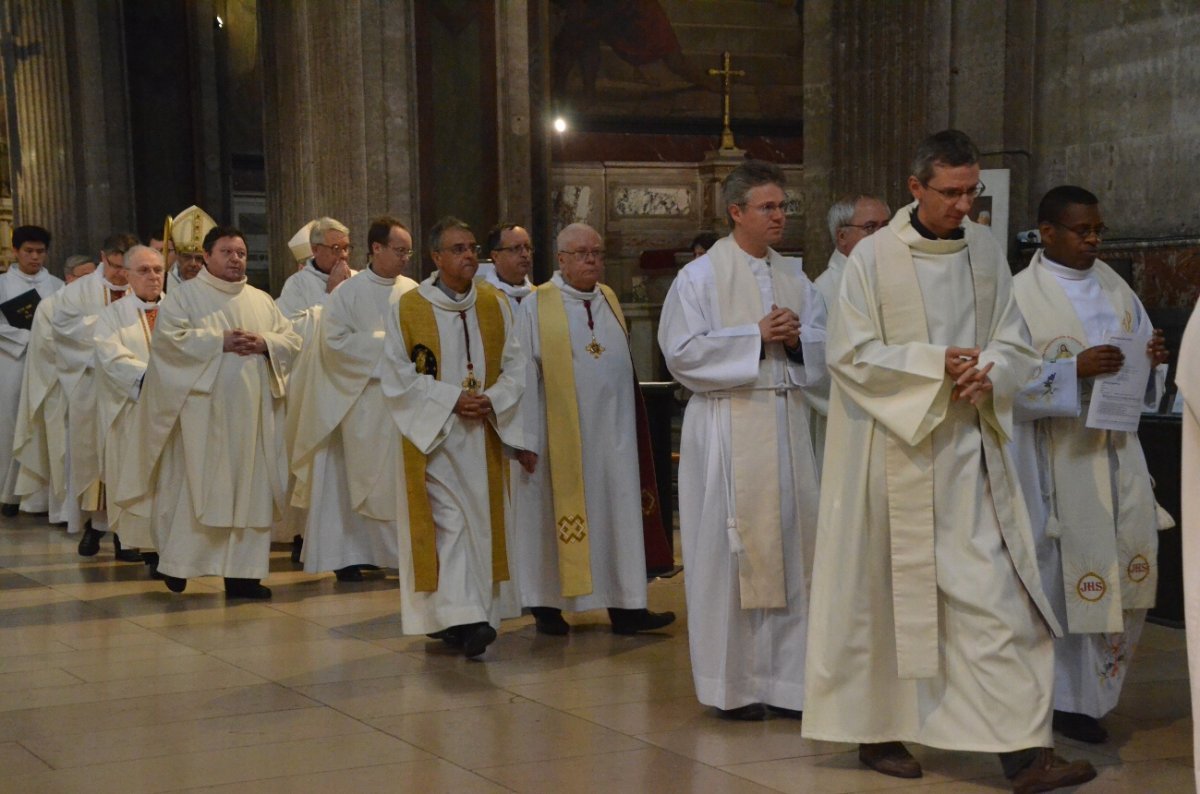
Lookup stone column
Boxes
[259,0,419,294]
[0,0,134,265]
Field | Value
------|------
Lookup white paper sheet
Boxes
[1086,331,1151,432]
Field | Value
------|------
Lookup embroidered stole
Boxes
[1014,252,1159,632]
[397,284,509,593]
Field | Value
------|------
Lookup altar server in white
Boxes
[0,226,64,514]
[381,217,525,659]
[288,217,418,581]
[1011,185,1171,745]
[658,161,827,721]
[514,222,675,636]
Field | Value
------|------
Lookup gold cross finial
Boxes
[707,51,746,152]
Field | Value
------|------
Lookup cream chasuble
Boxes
[513,274,648,611]
[659,237,827,711]
[806,249,847,466]
[114,268,300,580]
[0,266,64,508]
[803,204,1056,752]
[277,260,356,344]
[94,296,158,549]
[287,267,418,572]
[14,295,68,520]
[51,267,127,521]
[381,276,525,635]
[1176,302,1200,793]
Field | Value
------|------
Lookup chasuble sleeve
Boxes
[0,313,31,359]
[93,310,147,397]
[658,267,761,392]
[379,303,462,455]
[514,298,545,456]
[791,278,829,390]
[51,292,101,394]
[259,299,302,398]
[974,275,1041,443]
[827,253,950,446]
[483,299,527,451]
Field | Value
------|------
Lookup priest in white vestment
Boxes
[13,294,68,523]
[1010,186,1170,746]
[115,226,301,599]
[478,223,536,310]
[0,226,65,514]
[1177,299,1200,794]
[288,217,418,581]
[276,216,355,341]
[514,222,676,636]
[381,217,525,659]
[52,233,135,557]
[659,162,826,721]
[808,195,889,463]
[164,205,216,290]
[94,246,166,577]
[803,131,1097,792]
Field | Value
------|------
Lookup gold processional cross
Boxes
[708,51,746,152]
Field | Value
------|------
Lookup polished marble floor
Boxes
[0,513,1193,793]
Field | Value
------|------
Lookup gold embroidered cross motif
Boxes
[557,514,587,543]
[585,338,605,359]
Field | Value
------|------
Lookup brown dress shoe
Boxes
[858,742,922,779]
[1009,748,1097,794]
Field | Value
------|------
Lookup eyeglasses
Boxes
[741,201,787,216]
[1051,221,1108,240]
[494,244,534,255]
[315,243,355,256]
[841,221,887,234]
[560,249,604,261]
[921,181,986,202]
[387,247,414,260]
[439,243,482,256]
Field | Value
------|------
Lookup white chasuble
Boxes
[276,260,356,345]
[803,204,1056,752]
[658,237,827,711]
[805,249,847,467]
[287,267,418,572]
[1176,302,1200,793]
[114,267,300,580]
[513,273,646,612]
[381,276,525,635]
[94,296,158,549]
[1012,251,1167,718]
[14,295,68,520]
[0,266,63,508]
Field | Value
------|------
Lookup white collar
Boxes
[1040,252,1093,281]
[552,271,599,300]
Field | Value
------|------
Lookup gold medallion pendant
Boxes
[461,371,482,393]
[585,337,605,359]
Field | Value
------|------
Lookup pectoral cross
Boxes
[462,369,481,394]
[708,51,745,152]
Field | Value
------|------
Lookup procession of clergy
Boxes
[3,128,1187,792]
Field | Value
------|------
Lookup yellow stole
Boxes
[535,280,627,597]
[398,283,509,592]
[1014,252,1160,632]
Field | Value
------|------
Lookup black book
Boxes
[0,288,41,330]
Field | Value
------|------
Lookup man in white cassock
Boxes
[1177,300,1200,794]
[807,195,889,460]
[276,216,355,341]
[94,246,166,578]
[115,226,301,599]
[1010,185,1171,746]
[287,217,418,582]
[802,131,1096,794]
[479,223,536,310]
[381,217,525,659]
[0,226,64,515]
[53,232,136,558]
[514,222,676,636]
[658,161,826,721]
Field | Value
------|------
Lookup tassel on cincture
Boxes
[726,517,745,555]
[1045,514,1062,540]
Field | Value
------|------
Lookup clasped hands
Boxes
[1076,329,1169,379]
[758,304,801,350]
[453,391,493,421]
[222,329,267,356]
[945,347,993,405]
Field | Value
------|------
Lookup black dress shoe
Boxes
[428,627,467,648]
[859,742,923,779]
[1,502,19,517]
[225,577,272,599]
[141,552,164,579]
[715,703,768,721]
[334,565,364,582]
[768,705,803,720]
[112,534,143,563]
[164,575,187,593]
[290,535,303,564]
[77,526,103,557]
[531,606,569,635]
[1052,710,1109,744]
[460,622,497,658]
[609,607,676,635]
